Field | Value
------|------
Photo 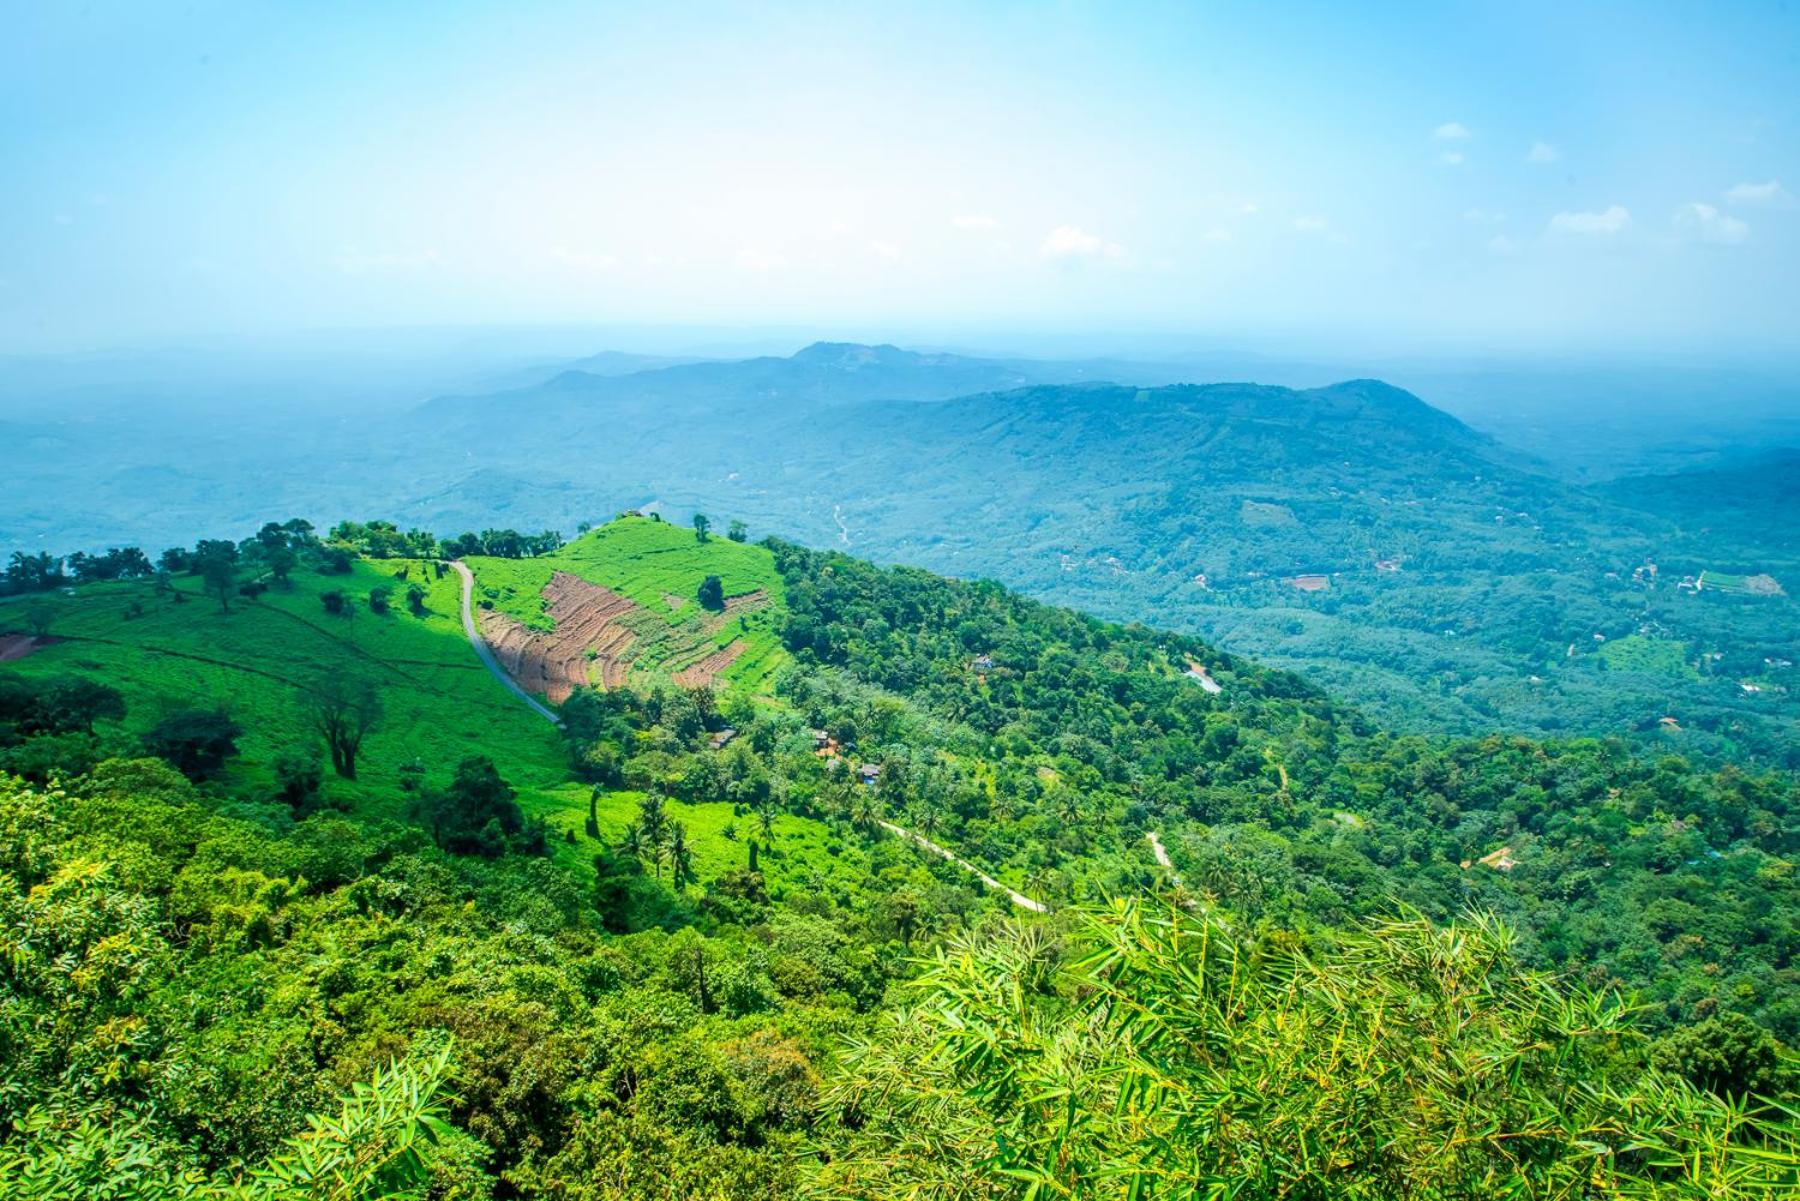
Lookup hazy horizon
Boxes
[6,1,1799,356]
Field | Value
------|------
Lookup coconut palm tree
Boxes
[665,821,695,889]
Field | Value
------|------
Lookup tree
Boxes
[1653,1013,1796,1101]
[256,522,299,586]
[424,754,530,857]
[142,708,242,779]
[273,749,325,811]
[194,539,239,612]
[693,513,711,543]
[405,584,427,615]
[368,585,392,615]
[321,589,348,615]
[727,520,748,543]
[36,677,125,735]
[698,574,725,611]
[666,821,695,889]
[310,678,382,780]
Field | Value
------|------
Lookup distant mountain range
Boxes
[4,340,1793,757]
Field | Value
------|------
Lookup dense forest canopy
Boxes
[1,514,1795,1198]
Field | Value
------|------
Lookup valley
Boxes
[7,343,1793,763]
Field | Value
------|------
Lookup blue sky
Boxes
[2,0,1797,355]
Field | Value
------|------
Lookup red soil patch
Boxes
[673,639,749,689]
[478,571,641,702]
[0,633,61,662]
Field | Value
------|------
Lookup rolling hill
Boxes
[4,511,1797,1198]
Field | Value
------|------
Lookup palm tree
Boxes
[850,790,883,834]
[665,821,695,889]
[911,801,942,841]
[756,803,776,842]
[618,821,646,865]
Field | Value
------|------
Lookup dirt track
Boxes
[0,633,53,662]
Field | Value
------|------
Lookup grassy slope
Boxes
[0,527,854,907]
[0,560,566,817]
[466,516,790,694]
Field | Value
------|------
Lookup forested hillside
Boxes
[2,513,1796,1197]
[6,345,1793,760]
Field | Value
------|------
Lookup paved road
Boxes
[880,819,1047,913]
[450,560,560,726]
[450,559,1042,911]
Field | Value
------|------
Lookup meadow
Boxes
[0,535,843,902]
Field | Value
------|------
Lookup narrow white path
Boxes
[1147,830,1180,882]
[450,560,560,726]
[880,819,1048,913]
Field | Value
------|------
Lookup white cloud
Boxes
[867,239,902,261]
[1439,150,1464,166]
[1525,141,1560,164]
[1292,215,1329,234]
[1039,224,1124,261]
[1202,227,1231,244]
[1674,202,1749,245]
[1547,205,1631,236]
[951,214,1000,231]
[1724,180,1792,207]
[1432,121,1471,141]
[1463,208,1507,224]
[1487,234,1522,256]
[1239,201,1259,215]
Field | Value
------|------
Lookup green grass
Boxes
[0,560,568,817]
[529,783,872,905]
[1698,570,1751,594]
[1596,634,1696,679]
[0,538,808,909]
[465,517,790,694]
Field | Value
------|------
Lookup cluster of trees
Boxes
[439,527,564,559]
[4,546,160,594]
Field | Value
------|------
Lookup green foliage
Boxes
[818,901,1800,1199]
[698,574,725,612]
[142,708,243,779]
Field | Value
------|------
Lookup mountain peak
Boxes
[790,341,920,369]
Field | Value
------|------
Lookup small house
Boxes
[857,763,882,786]
[708,728,737,750]
[971,653,994,672]
[1290,574,1329,592]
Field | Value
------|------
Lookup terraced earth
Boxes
[464,515,790,697]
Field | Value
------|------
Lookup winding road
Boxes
[450,560,560,725]
[448,558,1045,912]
